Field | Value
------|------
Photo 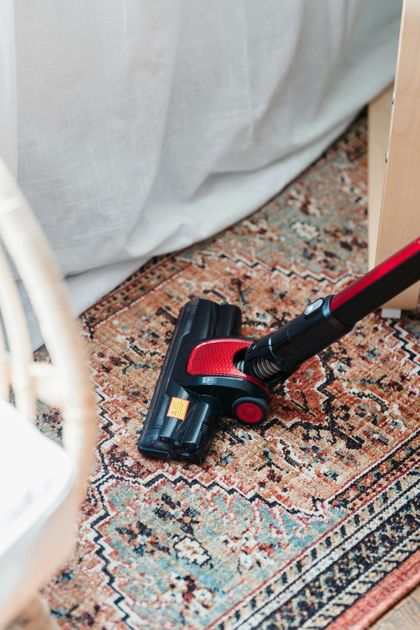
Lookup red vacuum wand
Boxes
[241,238,420,384]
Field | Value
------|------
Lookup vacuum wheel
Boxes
[232,396,268,425]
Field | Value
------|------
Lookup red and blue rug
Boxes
[41,115,419,629]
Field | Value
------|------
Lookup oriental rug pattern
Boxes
[40,115,419,629]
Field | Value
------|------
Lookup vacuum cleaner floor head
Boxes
[138,298,269,463]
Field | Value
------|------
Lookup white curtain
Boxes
[0,0,16,175]
[1,1,401,347]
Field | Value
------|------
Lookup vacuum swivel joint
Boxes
[242,297,351,386]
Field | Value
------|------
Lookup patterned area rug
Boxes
[41,115,419,629]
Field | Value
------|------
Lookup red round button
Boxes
[235,402,264,424]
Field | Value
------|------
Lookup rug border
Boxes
[326,550,420,630]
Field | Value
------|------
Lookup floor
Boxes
[373,586,420,629]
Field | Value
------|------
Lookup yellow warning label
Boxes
[167,397,190,421]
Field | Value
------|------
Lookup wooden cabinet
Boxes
[368,0,420,314]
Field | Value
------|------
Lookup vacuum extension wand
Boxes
[240,238,420,386]
[138,238,420,463]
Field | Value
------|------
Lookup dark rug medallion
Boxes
[41,115,419,629]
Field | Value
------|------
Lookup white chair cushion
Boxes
[0,400,76,628]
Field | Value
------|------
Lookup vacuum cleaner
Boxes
[138,237,420,463]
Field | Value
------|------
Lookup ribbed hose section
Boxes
[236,357,281,381]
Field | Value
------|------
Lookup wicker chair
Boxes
[0,158,96,630]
